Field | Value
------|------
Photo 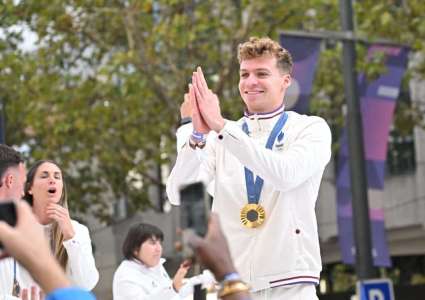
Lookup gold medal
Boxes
[240,204,266,228]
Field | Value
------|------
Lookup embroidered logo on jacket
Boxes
[275,131,285,150]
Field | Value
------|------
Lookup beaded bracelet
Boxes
[189,130,206,149]
[191,131,205,143]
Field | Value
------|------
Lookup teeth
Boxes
[246,91,263,94]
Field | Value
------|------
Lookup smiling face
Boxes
[27,161,64,224]
[239,55,291,113]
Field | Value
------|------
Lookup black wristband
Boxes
[179,117,192,126]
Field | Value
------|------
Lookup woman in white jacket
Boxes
[113,223,213,300]
[0,160,99,297]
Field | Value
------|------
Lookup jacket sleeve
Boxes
[176,123,193,153]
[63,221,99,290]
[166,129,216,205]
[217,117,332,192]
[178,269,216,298]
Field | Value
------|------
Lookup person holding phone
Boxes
[113,222,213,300]
[167,37,332,299]
[0,160,99,297]
[189,213,251,300]
[0,200,96,300]
[0,144,28,299]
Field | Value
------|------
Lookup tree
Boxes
[0,0,424,222]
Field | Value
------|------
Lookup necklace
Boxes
[11,259,21,297]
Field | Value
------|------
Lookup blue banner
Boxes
[279,35,322,114]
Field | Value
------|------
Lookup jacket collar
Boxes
[243,105,286,135]
[130,257,166,271]
[243,104,285,120]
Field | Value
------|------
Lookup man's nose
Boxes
[245,74,258,85]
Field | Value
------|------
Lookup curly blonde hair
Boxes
[237,37,293,74]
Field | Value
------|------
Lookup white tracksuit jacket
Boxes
[112,258,214,300]
[166,107,332,292]
[0,220,99,296]
[113,259,179,300]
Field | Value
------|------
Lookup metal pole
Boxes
[0,99,5,144]
[339,0,376,279]
[279,29,406,47]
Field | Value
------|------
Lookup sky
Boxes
[0,23,38,52]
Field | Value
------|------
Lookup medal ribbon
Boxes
[242,112,288,204]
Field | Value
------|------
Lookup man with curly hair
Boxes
[167,37,331,299]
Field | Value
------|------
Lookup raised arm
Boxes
[0,201,95,300]
[189,213,251,300]
[217,117,332,192]
[166,83,216,205]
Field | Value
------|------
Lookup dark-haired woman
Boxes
[113,223,214,300]
[0,160,99,297]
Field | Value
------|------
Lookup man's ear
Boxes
[281,74,292,91]
[3,173,14,189]
[283,74,292,88]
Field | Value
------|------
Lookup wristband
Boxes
[191,131,205,143]
[180,117,192,126]
[223,272,241,281]
[189,131,207,149]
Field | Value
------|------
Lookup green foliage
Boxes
[1,0,424,222]
[331,264,356,292]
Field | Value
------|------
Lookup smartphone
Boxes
[179,182,210,237]
[179,182,210,283]
[0,201,17,252]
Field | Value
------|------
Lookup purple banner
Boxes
[279,35,321,114]
[337,45,409,266]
